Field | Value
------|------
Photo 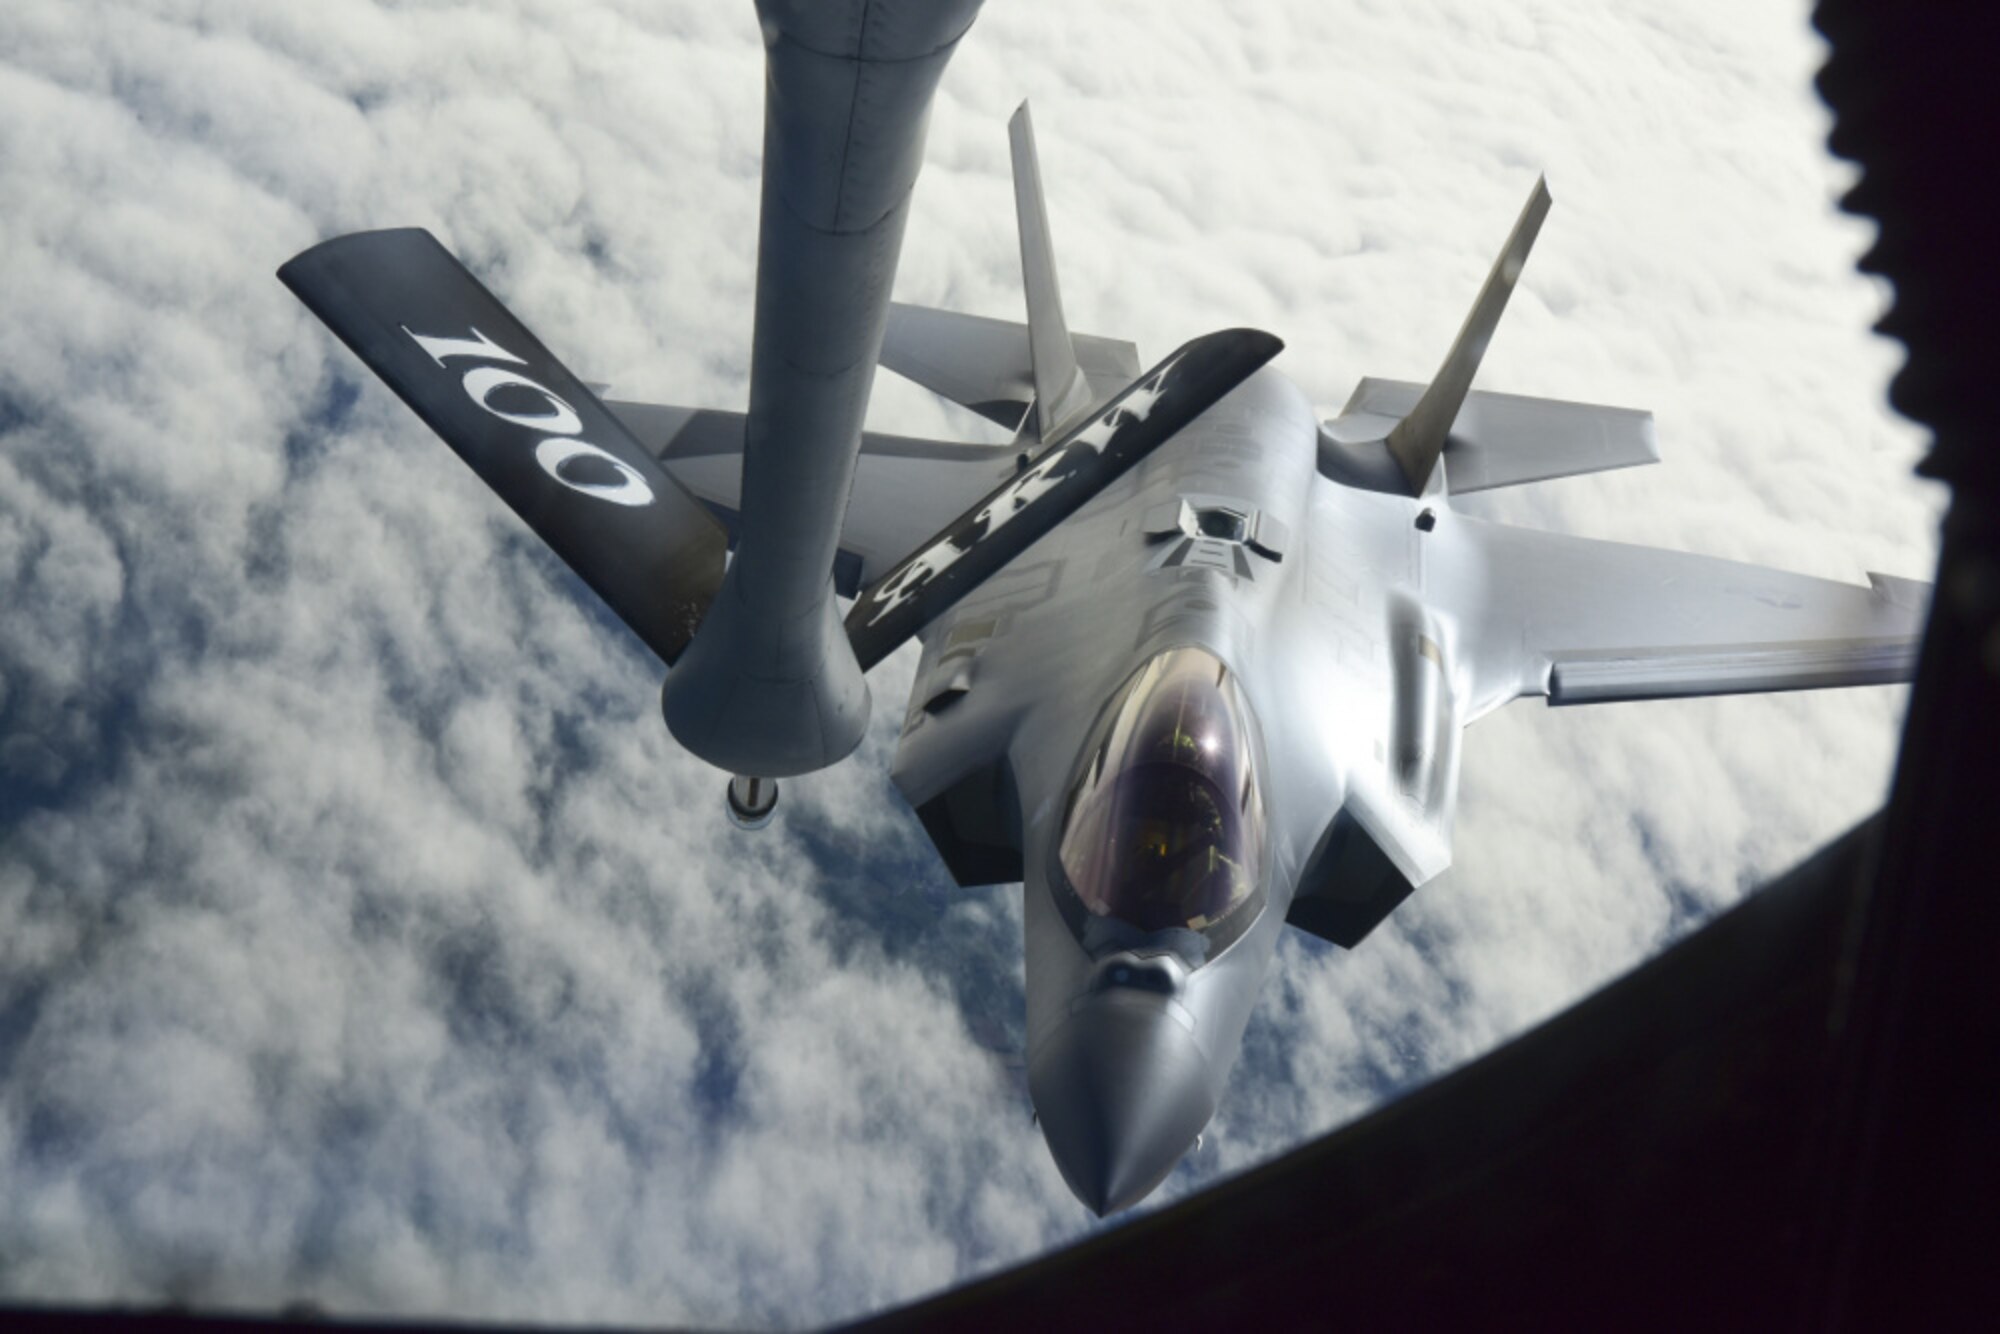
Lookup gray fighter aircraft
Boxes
[278,0,1928,1215]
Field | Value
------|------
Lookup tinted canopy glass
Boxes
[1057,648,1266,950]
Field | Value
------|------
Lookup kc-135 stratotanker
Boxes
[279,0,1928,1214]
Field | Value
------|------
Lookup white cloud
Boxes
[0,0,1938,1325]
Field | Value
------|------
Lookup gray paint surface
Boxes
[659,0,986,777]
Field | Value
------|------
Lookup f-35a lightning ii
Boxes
[278,0,1927,1214]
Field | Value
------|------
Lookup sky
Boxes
[0,0,1941,1327]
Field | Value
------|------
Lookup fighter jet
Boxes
[277,0,1927,1215]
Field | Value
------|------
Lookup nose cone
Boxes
[1030,995,1216,1215]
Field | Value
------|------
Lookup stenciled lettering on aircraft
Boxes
[402,326,655,508]
[864,350,1186,626]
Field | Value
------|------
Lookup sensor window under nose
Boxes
[1095,960,1178,995]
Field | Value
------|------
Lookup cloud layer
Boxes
[0,0,1938,1325]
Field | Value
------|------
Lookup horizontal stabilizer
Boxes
[609,400,1020,594]
[880,303,1141,440]
[1328,378,1658,493]
[278,228,727,664]
[847,327,1284,670]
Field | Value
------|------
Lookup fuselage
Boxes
[893,365,1473,1211]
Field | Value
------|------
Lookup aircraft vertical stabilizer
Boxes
[1385,176,1552,493]
[1009,102,1096,441]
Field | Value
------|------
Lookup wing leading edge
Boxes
[1462,517,1930,707]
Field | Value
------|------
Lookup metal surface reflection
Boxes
[1056,648,1268,958]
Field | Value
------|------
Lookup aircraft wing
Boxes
[608,401,1020,595]
[1461,517,1931,705]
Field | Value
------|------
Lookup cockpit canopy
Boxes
[1055,647,1268,959]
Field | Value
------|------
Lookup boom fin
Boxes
[1009,102,1096,441]
[847,327,1284,670]
[1386,176,1553,494]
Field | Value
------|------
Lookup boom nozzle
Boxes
[726,775,779,831]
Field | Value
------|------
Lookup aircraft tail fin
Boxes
[1385,176,1553,494]
[1009,102,1096,441]
[278,228,729,665]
